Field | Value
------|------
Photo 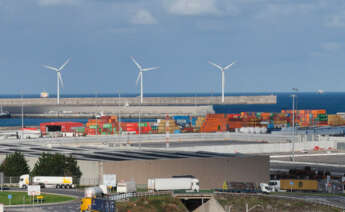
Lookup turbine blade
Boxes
[43,65,58,72]
[131,56,142,70]
[136,72,141,86]
[208,61,223,71]
[58,72,64,89]
[224,61,236,70]
[59,58,70,71]
[142,67,159,72]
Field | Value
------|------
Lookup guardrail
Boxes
[108,191,172,201]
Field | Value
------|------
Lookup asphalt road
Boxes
[6,188,83,212]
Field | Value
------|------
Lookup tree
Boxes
[31,153,82,180]
[0,152,30,177]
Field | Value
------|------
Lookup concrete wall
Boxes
[102,156,269,189]
[0,95,276,106]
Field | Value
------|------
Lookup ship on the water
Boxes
[40,90,49,98]
[0,105,10,118]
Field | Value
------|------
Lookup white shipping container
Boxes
[117,181,136,193]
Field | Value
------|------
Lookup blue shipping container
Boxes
[91,198,116,212]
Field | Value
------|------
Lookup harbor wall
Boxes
[0,95,276,106]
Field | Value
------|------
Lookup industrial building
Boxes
[0,143,269,189]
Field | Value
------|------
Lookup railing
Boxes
[108,191,172,201]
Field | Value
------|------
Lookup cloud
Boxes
[325,13,345,28]
[255,2,318,19]
[37,0,80,6]
[321,42,342,52]
[164,0,220,16]
[130,9,157,25]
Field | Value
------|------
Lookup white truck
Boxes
[259,183,271,194]
[117,181,136,193]
[148,178,199,192]
[19,174,74,189]
[268,180,281,192]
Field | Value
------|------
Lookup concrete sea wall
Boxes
[0,95,276,106]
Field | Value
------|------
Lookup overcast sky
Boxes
[0,0,345,95]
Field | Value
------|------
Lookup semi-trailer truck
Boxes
[269,179,319,192]
[19,174,74,189]
[148,177,199,192]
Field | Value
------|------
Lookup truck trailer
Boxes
[148,178,199,192]
[19,174,74,189]
[269,179,319,192]
[117,181,136,193]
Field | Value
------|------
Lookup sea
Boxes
[1,92,344,127]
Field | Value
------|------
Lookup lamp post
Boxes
[291,88,298,161]
[118,90,121,135]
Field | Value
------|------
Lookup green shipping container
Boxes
[138,123,147,127]
[103,123,113,128]
[89,125,97,129]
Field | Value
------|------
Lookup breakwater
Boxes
[8,105,215,119]
[0,95,276,106]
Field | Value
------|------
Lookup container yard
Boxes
[9,109,345,138]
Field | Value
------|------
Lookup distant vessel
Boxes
[317,89,324,94]
[40,90,49,98]
[0,105,10,118]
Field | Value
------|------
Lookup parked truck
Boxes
[269,179,319,192]
[220,181,271,193]
[19,174,74,189]
[148,177,199,192]
[117,181,136,193]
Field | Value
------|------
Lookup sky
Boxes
[1,0,345,95]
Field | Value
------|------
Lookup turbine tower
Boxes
[43,58,70,105]
[208,60,236,103]
[131,56,159,104]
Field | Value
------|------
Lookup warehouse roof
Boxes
[0,143,246,161]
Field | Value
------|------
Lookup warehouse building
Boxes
[0,143,269,189]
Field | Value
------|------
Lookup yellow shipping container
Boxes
[280,179,318,191]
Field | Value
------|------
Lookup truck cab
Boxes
[259,183,271,194]
[191,179,200,192]
[268,180,280,192]
[19,174,30,189]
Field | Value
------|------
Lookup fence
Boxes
[108,191,172,201]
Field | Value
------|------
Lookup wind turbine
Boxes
[208,60,236,103]
[131,56,159,104]
[43,58,70,105]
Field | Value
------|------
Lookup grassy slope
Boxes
[215,194,341,212]
[0,191,75,205]
[116,196,187,212]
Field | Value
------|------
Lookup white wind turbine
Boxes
[208,60,236,103]
[43,58,70,105]
[131,56,159,104]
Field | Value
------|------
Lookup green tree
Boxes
[31,153,82,180]
[0,152,30,177]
